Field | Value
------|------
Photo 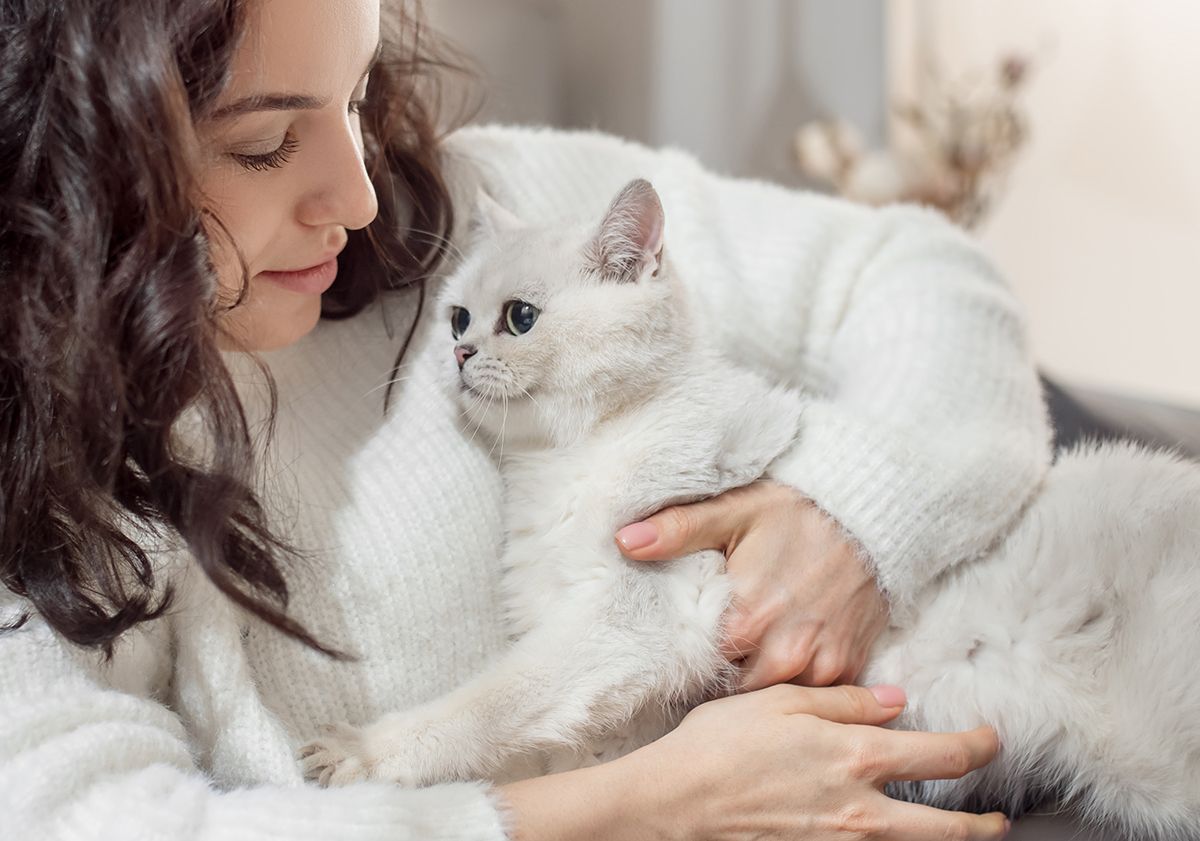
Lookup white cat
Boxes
[301,179,1200,839]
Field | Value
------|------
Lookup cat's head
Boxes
[439,178,690,447]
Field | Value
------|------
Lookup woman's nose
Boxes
[297,121,379,231]
[455,344,477,370]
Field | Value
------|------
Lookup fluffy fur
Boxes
[873,441,1200,837]
[301,180,1200,839]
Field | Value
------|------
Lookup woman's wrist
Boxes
[496,746,687,841]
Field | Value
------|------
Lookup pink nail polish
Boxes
[616,522,658,551]
[868,685,907,708]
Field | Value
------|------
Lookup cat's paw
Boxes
[299,722,423,788]
[299,722,373,787]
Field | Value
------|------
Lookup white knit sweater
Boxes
[0,125,1050,841]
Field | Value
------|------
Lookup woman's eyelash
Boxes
[230,96,363,172]
[232,133,300,172]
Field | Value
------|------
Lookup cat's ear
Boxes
[470,188,524,240]
[588,178,665,283]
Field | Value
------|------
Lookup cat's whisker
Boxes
[461,389,487,430]
[515,383,543,411]
[490,392,509,468]
[457,390,491,443]
[464,384,496,447]
[474,391,498,445]
[406,227,468,265]
[363,374,417,399]
[499,394,508,469]
[457,399,480,422]
[723,634,762,657]
[464,411,486,446]
[487,416,502,460]
[407,227,462,256]
[486,390,505,460]
[458,385,488,419]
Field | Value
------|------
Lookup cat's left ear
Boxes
[588,178,665,283]
[470,188,524,241]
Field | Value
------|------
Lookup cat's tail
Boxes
[868,440,1200,839]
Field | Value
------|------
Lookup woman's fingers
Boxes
[883,800,1010,841]
[615,486,757,560]
[740,644,811,691]
[859,724,1001,783]
[761,683,908,724]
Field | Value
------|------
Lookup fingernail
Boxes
[616,522,658,551]
[868,685,907,708]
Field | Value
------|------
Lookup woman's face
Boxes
[198,0,382,351]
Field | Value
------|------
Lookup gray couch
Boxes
[1043,375,1200,459]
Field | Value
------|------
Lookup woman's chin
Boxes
[217,285,324,352]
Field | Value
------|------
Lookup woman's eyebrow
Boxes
[209,41,383,120]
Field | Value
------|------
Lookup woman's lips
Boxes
[258,258,339,295]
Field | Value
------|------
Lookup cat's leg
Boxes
[300,594,712,787]
[543,701,685,774]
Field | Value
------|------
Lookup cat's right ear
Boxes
[588,178,665,284]
[470,188,524,242]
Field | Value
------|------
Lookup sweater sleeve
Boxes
[0,595,511,841]
[445,124,1052,614]
[682,172,1053,613]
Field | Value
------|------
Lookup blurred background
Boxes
[428,0,1200,410]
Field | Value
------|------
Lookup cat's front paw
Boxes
[299,722,423,788]
[299,722,375,786]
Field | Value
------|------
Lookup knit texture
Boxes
[0,124,1050,840]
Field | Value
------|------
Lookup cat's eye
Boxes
[451,306,471,339]
[503,300,540,336]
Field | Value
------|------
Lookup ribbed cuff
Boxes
[768,400,1039,617]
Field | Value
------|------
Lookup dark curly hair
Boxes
[0,0,463,656]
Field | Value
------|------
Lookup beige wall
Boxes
[892,0,1200,407]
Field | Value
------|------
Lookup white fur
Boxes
[302,181,1200,838]
[870,441,1200,837]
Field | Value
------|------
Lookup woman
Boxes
[0,0,1048,839]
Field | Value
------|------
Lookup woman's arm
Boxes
[681,178,1052,614]
[0,595,1006,841]
[0,597,509,841]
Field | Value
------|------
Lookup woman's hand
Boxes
[628,684,1010,841]
[498,686,1008,841]
[616,481,889,690]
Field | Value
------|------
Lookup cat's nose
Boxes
[455,344,477,370]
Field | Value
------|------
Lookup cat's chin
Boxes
[457,378,519,401]
[452,388,551,448]
[455,382,518,412]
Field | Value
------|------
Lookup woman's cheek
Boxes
[201,195,311,351]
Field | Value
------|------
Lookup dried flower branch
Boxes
[794,53,1035,229]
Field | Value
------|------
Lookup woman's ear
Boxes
[470,188,524,241]
[587,178,665,283]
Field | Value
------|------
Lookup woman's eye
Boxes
[504,300,540,336]
[231,133,299,172]
[451,306,471,338]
